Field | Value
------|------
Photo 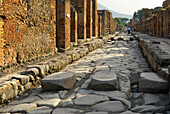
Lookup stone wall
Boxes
[0,0,56,68]
[86,0,92,39]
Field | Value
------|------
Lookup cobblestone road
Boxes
[0,33,169,114]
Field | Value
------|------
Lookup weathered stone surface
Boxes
[86,112,108,114]
[77,89,94,96]
[27,106,52,114]
[168,65,170,74]
[139,72,169,93]
[10,103,37,113]
[90,71,118,90]
[38,92,60,99]
[143,93,160,105]
[110,97,131,109]
[94,91,128,99]
[92,101,125,113]
[74,94,109,106]
[131,105,165,113]
[41,72,76,91]
[12,75,30,85]
[62,99,74,107]
[120,111,138,114]
[24,82,32,91]
[35,98,61,108]
[52,108,84,114]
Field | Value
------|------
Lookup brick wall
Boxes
[0,0,56,67]
[86,0,92,39]
[57,0,71,51]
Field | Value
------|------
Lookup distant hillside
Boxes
[97,3,132,19]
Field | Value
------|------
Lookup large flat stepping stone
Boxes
[139,72,169,93]
[92,101,125,113]
[52,108,84,114]
[41,72,76,91]
[89,71,118,91]
[74,94,109,106]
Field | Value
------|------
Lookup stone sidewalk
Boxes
[0,33,169,114]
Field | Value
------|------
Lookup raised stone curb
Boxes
[0,34,117,104]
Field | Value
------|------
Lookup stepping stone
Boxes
[27,106,52,114]
[139,72,169,93]
[74,94,109,106]
[10,103,37,113]
[52,108,84,114]
[41,72,76,91]
[35,98,61,108]
[92,101,125,113]
[89,71,118,91]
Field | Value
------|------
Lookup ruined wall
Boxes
[57,0,71,50]
[92,0,98,38]
[86,0,92,39]
[0,0,56,67]
[71,7,78,44]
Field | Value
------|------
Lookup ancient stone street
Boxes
[0,33,169,114]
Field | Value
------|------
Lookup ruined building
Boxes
[0,0,116,69]
[128,0,170,38]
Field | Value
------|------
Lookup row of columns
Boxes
[57,0,98,51]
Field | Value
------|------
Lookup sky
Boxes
[98,0,165,15]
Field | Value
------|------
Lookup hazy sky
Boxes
[98,0,165,15]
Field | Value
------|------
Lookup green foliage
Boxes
[135,8,149,20]
[114,17,128,27]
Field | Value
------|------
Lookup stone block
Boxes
[139,72,169,93]
[41,72,76,91]
[12,75,30,85]
[89,71,118,91]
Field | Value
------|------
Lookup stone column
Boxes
[78,0,87,41]
[92,0,98,38]
[71,8,78,45]
[163,7,170,38]
[57,0,71,51]
[98,15,102,38]
[86,0,92,39]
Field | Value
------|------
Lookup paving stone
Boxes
[10,103,37,113]
[132,93,143,99]
[120,111,139,114]
[143,93,160,105]
[62,99,74,107]
[90,71,118,90]
[131,105,165,113]
[41,72,76,91]
[86,112,108,114]
[12,75,30,85]
[74,94,109,106]
[92,101,125,113]
[139,72,169,93]
[110,97,131,109]
[27,106,52,114]
[59,90,68,99]
[38,92,60,99]
[52,108,84,114]
[94,91,128,99]
[35,98,61,108]
[80,83,89,89]
[9,96,41,105]
[76,89,94,96]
